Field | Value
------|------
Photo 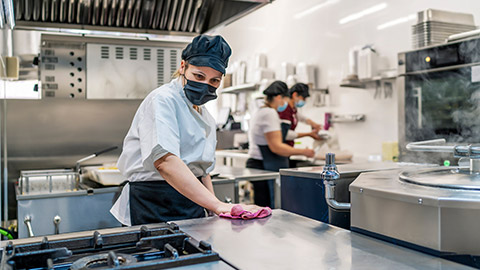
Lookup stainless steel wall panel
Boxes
[3,98,139,173]
[17,187,121,238]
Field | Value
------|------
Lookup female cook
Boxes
[246,81,315,207]
[279,83,323,167]
[111,35,261,225]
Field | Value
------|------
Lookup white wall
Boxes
[215,0,480,159]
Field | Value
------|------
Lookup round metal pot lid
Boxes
[399,167,480,190]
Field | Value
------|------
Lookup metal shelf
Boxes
[340,76,396,89]
[221,83,259,94]
[340,80,366,89]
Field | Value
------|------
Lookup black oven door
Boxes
[405,65,480,143]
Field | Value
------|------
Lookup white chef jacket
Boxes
[247,106,282,160]
[110,77,217,225]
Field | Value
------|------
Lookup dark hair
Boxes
[265,95,275,103]
[289,83,310,98]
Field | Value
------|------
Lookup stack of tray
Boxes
[412,9,477,48]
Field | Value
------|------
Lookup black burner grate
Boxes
[0,223,224,270]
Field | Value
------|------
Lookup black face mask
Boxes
[183,75,218,106]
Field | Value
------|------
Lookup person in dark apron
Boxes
[246,81,315,207]
[278,83,323,168]
[110,35,263,226]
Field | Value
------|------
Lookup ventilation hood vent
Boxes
[11,0,271,36]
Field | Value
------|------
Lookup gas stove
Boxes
[0,223,237,269]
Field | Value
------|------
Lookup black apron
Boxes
[280,122,291,143]
[281,122,299,168]
[248,123,290,207]
[260,122,290,171]
[128,177,205,226]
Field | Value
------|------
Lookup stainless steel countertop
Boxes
[176,209,473,269]
[215,150,249,159]
[212,166,278,182]
[279,161,420,179]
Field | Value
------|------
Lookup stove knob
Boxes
[107,251,120,267]
[6,241,13,255]
[199,240,212,253]
[167,222,179,232]
[140,226,151,238]
[93,231,104,248]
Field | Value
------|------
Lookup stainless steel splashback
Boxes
[12,0,271,35]
[2,98,141,176]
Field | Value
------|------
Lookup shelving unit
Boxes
[340,75,397,89]
[221,83,259,94]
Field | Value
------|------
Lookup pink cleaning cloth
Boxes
[219,205,272,220]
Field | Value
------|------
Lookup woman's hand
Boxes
[311,123,322,131]
[213,202,234,215]
[213,202,265,215]
[302,148,315,158]
[308,130,322,140]
[240,204,265,213]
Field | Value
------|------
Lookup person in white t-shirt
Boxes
[246,81,315,207]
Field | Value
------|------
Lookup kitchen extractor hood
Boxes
[10,0,272,35]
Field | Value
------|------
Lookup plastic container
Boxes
[85,166,126,185]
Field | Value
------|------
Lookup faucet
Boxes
[321,153,351,210]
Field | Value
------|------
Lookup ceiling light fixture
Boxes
[294,0,340,20]
[377,14,416,30]
[339,3,387,25]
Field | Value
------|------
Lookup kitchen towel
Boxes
[219,205,272,220]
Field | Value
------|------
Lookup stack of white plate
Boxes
[412,9,477,48]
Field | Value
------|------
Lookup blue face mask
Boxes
[277,101,288,112]
[183,76,218,106]
[295,99,306,108]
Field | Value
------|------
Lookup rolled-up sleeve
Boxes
[263,109,282,134]
[297,110,308,123]
[138,95,181,171]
